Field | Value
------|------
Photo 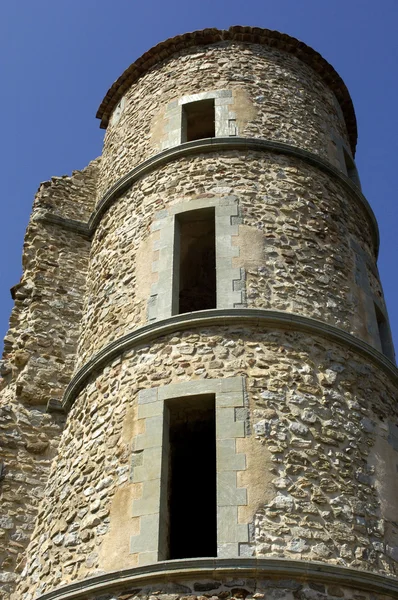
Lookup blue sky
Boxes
[1,0,397,356]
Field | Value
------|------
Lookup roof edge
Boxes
[96,26,357,154]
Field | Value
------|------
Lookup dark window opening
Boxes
[374,303,392,358]
[164,394,217,560]
[343,148,361,188]
[182,99,215,142]
[175,208,216,314]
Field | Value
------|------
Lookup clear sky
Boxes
[0,0,397,356]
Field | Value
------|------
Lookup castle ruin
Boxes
[1,25,398,600]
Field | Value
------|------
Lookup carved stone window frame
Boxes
[148,196,245,321]
[161,90,237,150]
[111,96,126,126]
[352,238,395,362]
[129,377,249,566]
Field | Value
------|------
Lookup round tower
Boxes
[11,26,398,600]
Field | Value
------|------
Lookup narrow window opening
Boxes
[175,208,216,314]
[374,303,391,358]
[164,394,217,560]
[343,148,361,188]
[182,99,215,142]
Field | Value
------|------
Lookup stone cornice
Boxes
[51,309,397,414]
[34,213,90,237]
[34,557,398,600]
[38,138,380,255]
[89,138,379,250]
[95,26,358,155]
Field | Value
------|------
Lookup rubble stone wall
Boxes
[98,42,351,199]
[0,161,98,598]
[22,573,397,600]
[33,159,100,222]
[14,327,398,599]
[2,32,397,600]
[78,151,381,368]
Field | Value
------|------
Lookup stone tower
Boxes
[1,25,398,600]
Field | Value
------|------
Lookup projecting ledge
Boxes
[34,557,398,600]
[34,139,380,255]
[50,308,398,414]
[89,138,379,255]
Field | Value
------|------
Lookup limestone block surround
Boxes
[148,195,244,321]
[161,89,238,150]
[131,377,248,565]
[0,26,397,600]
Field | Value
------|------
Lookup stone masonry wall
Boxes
[77,151,378,368]
[3,32,396,600]
[2,159,99,402]
[25,576,396,600]
[0,161,98,598]
[32,159,100,222]
[15,327,398,599]
[97,42,350,199]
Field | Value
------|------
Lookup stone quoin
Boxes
[0,25,397,600]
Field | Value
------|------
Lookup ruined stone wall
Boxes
[3,32,397,600]
[97,42,350,199]
[2,159,99,402]
[0,161,99,598]
[15,327,398,599]
[32,161,99,222]
[77,151,379,368]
